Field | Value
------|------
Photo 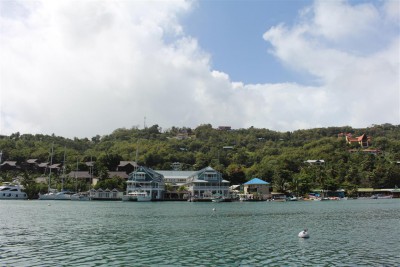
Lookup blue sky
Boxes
[183,0,313,84]
[0,0,399,138]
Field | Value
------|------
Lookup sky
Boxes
[0,0,399,138]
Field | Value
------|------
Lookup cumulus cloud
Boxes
[0,0,399,138]
[263,0,400,128]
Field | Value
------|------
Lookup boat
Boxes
[211,194,225,203]
[71,192,91,201]
[0,183,28,200]
[39,144,57,200]
[271,193,287,202]
[39,188,57,200]
[54,191,74,200]
[298,229,310,238]
[69,159,90,201]
[371,194,393,199]
[287,196,298,201]
[211,173,225,202]
[53,149,73,200]
[122,191,152,202]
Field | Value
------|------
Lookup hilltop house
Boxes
[304,159,325,165]
[341,133,371,148]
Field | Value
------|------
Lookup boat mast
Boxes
[48,143,54,192]
[75,158,79,192]
[62,146,66,191]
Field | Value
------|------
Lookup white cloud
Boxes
[263,0,400,128]
[0,0,399,138]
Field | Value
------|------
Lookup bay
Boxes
[0,199,399,266]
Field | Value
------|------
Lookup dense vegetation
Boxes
[1,123,400,198]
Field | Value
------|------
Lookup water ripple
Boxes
[0,200,399,266]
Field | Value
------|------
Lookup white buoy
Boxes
[298,229,309,238]
[47,203,51,206]
[212,208,216,211]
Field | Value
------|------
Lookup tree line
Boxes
[1,123,399,198]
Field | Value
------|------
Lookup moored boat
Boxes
[39,188,57,200]
[0,183,28,200]
[71,192,91,201]
[54,191,74,200]
[371,194,393,199]
[211,195,225,203]
[122,191,152,202]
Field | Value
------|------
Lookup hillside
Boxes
[1,123,399,197]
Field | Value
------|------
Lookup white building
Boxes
[126,166,165,200]
[185,166,230,200]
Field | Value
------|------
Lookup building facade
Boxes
[126,166,165,200]
[185,166,230,199]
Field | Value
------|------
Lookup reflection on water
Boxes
[0,200,399,266]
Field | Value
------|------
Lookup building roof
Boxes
[304,159,325,164]
[128,166,163,183]
[1,161,17,166]
[357,188,374,192]
[38,162,49,168]
[118,161,138,167]
[244,178,269,185]
[156,170,196,179]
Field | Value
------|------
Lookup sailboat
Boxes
[39,144,57,200]
[71,158,91,201]
[54,147,73,200]
[211,172,225,202]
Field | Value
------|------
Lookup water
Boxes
[1,200,399,266]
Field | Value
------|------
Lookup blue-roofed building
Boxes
[243,178,270,200]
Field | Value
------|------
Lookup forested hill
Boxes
[1,123,400,193]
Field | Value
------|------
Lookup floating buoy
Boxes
[47,203,51,206]
[212,208,216,211]
[298,229,309,238]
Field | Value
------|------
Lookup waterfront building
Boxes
[185,166,229,200]
[157,170,194,200]
[243,178,270,200]
[158,170,195,189]
[126,166,165,200]
[89,188,123,200]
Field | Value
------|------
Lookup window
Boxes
[135,172,146,181]
[205,172,218,181]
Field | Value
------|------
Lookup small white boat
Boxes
[54,191,74,200]
[211,196,224,203]
[122,191,152,202]
[39,189,58,200]
[211,193,225,203]
[71,192,91,201]
[371,194,393,199]
[298,229,310,238]
[0,184,28,200]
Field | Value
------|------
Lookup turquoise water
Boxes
[0,199,399,266]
